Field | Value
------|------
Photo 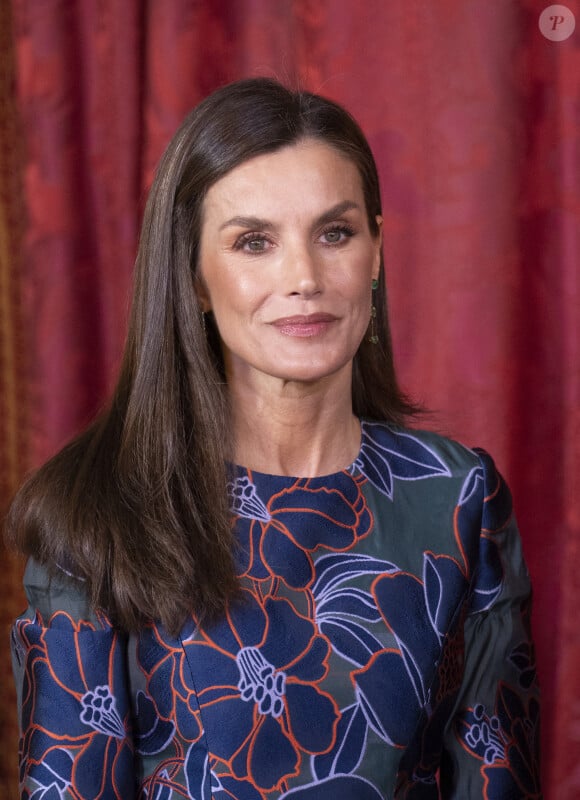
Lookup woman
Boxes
[8,78,541,799]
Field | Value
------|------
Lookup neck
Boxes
[228,368,360,477]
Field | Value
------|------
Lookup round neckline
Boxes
[229,421,367,482]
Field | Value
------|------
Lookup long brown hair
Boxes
[6,78,418,634]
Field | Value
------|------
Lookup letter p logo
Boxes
[539,5,576,40]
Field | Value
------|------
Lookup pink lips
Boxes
[271,313,337,337]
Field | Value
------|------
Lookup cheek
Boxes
[200,255,245,310]
[342,264,373,308]
[208,272,270,330]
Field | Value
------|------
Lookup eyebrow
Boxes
[218,200,362,233]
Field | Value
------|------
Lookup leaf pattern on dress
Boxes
[352,548,470,749]
[279,775,384,799]
[312,552,398,597]
[313,553,396,667]
[184,741,213,799]
[349,422,452,499]
[29,785,67,800]
[24,749,73,798]
[311,703,368,780]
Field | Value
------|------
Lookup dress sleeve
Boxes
[11,558,137,799]
[441,450,542,798]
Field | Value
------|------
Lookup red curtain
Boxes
[0,2,27,797]
[2,0,579,795]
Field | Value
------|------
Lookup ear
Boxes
[372,216,383,281]
[194,275,212,313]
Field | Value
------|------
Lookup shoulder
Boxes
[360,419,483,476]
[358,421,511,522]
[19,557,105,629]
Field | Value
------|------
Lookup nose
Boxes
[283,240,322,297]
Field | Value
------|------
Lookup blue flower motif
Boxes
[237,646,287,717]
[463,704,505,764]
[137,624,203,743]
[232,472,372,589]
[184,589,340,791]
[14,612,134,800]
[456,684,541,798]
[80,686,125,738]
[228,476,271,522]
[133,690,176,756]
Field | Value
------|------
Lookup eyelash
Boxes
[233,223,356,253]
[320,223,356,244]
[233,232,270,252]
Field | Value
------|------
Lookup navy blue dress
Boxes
[12,423,541,798]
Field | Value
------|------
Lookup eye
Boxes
[234,232,272,253]
[320,224,355,245]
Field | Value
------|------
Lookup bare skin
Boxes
[197,139,382,476]
[227,365,361,477]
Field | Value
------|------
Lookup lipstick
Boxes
[271,313,337,337]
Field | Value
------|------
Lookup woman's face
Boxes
[197,139,382,391]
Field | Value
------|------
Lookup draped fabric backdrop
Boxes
[1,0,579,796]
[0,1,26,797]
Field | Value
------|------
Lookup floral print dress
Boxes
[11,422,541,799]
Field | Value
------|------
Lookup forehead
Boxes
[202,140,365,221]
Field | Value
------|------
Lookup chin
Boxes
[269,359,352,385]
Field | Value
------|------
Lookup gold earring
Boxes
[368,279,379,344]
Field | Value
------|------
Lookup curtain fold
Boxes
[2,1,579,795]
[0,1,26,796]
